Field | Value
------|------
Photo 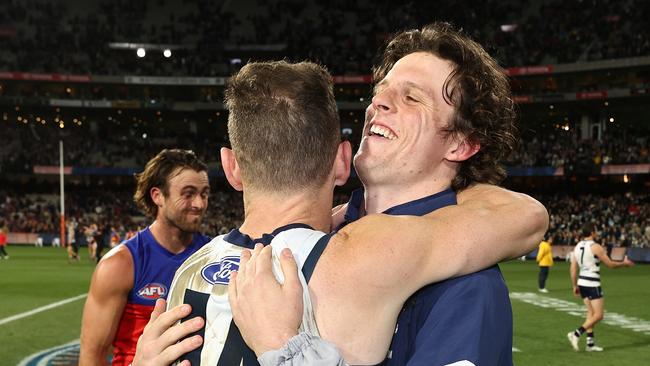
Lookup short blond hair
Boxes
[225,61,340,193]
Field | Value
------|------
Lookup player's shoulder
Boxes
[333,213,400,239]
[272,227,328,244]
[195,232,212,245]
[271,227,330,263]
[98,244,133,269]
[589,241,604,252]
[185,234,227,261]
[92,244,134,292]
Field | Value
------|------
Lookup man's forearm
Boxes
[79,348,109,366]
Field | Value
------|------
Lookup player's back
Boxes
[167,225,327,366]
[574,239,601,287]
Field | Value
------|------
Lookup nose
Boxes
[371,88,393,112]
[192,194,207,211]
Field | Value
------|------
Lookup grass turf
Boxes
[1,246,648,365]
[0,246,95,366]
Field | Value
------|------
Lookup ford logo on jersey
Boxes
[201,256,240,285]
[137,283,168,300]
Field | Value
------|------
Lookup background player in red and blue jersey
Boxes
[79,149,211,366]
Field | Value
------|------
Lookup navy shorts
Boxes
[578,286,603,300]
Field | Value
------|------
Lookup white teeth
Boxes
[369,124,397,140]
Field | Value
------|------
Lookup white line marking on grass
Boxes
[512,347,521,352]
[0,293,87,326]
[510,292,650,335]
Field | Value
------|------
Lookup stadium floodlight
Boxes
[163,49,172,58]
[137,48,146,58]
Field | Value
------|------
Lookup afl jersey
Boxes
[574,239,601,287]
[342,188,513,366]
[111,228,210,366]
[166,223,331,366]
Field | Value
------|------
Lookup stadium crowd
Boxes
[541,192,650,249]
[506,126,650,167]
[2,188,649,249]
[1,0,649,76]
[2,117,648,174]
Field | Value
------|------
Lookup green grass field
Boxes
[1,246,649,365]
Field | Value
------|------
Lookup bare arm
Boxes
[591,244,635,268]
[331,184,548,294]
[79,246,133,366]
[455,184,548,261]
[569,253,579,297]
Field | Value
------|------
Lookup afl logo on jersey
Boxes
[201,256,240,285]
[137,283,168,300]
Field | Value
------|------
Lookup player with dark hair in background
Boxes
[79,149,212,366]
[567,222,634,352]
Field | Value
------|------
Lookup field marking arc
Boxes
[0,293,87,326]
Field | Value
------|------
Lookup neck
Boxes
[239,186,333,238]
[149,220,195,254]
[362,176,452,214]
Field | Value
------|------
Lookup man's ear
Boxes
[220,147,243,191]
[150,187,164,207]
[334,141,352,186]
[445,137,480,162]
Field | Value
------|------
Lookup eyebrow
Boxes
[373,80,433,98]
[403,81,433,96]
[181,185,210,192]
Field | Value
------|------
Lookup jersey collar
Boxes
[224,223,314,249]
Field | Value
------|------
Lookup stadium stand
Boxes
[0,0,649,253]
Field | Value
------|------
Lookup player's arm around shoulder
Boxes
[323,215,454,304]
[79,244,134,366]
[331,186,548,284]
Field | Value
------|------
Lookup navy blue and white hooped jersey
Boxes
[574,239,601,287]
[166,223,330,366]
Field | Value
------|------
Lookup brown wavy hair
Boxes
[133,149,208,218]
[373,22,518,191]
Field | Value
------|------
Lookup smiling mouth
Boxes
[369,124,397,140]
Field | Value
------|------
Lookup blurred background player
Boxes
[536,236,554,292]
[67,218,80,261]
[567,223,635,352]
[0,223,8,259]
[79,149,211,366]
[85,223,97,260]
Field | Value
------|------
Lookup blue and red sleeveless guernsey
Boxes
[111,227,210,366]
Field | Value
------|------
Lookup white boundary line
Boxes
[510,292,650,335]
[0,293,87,326]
